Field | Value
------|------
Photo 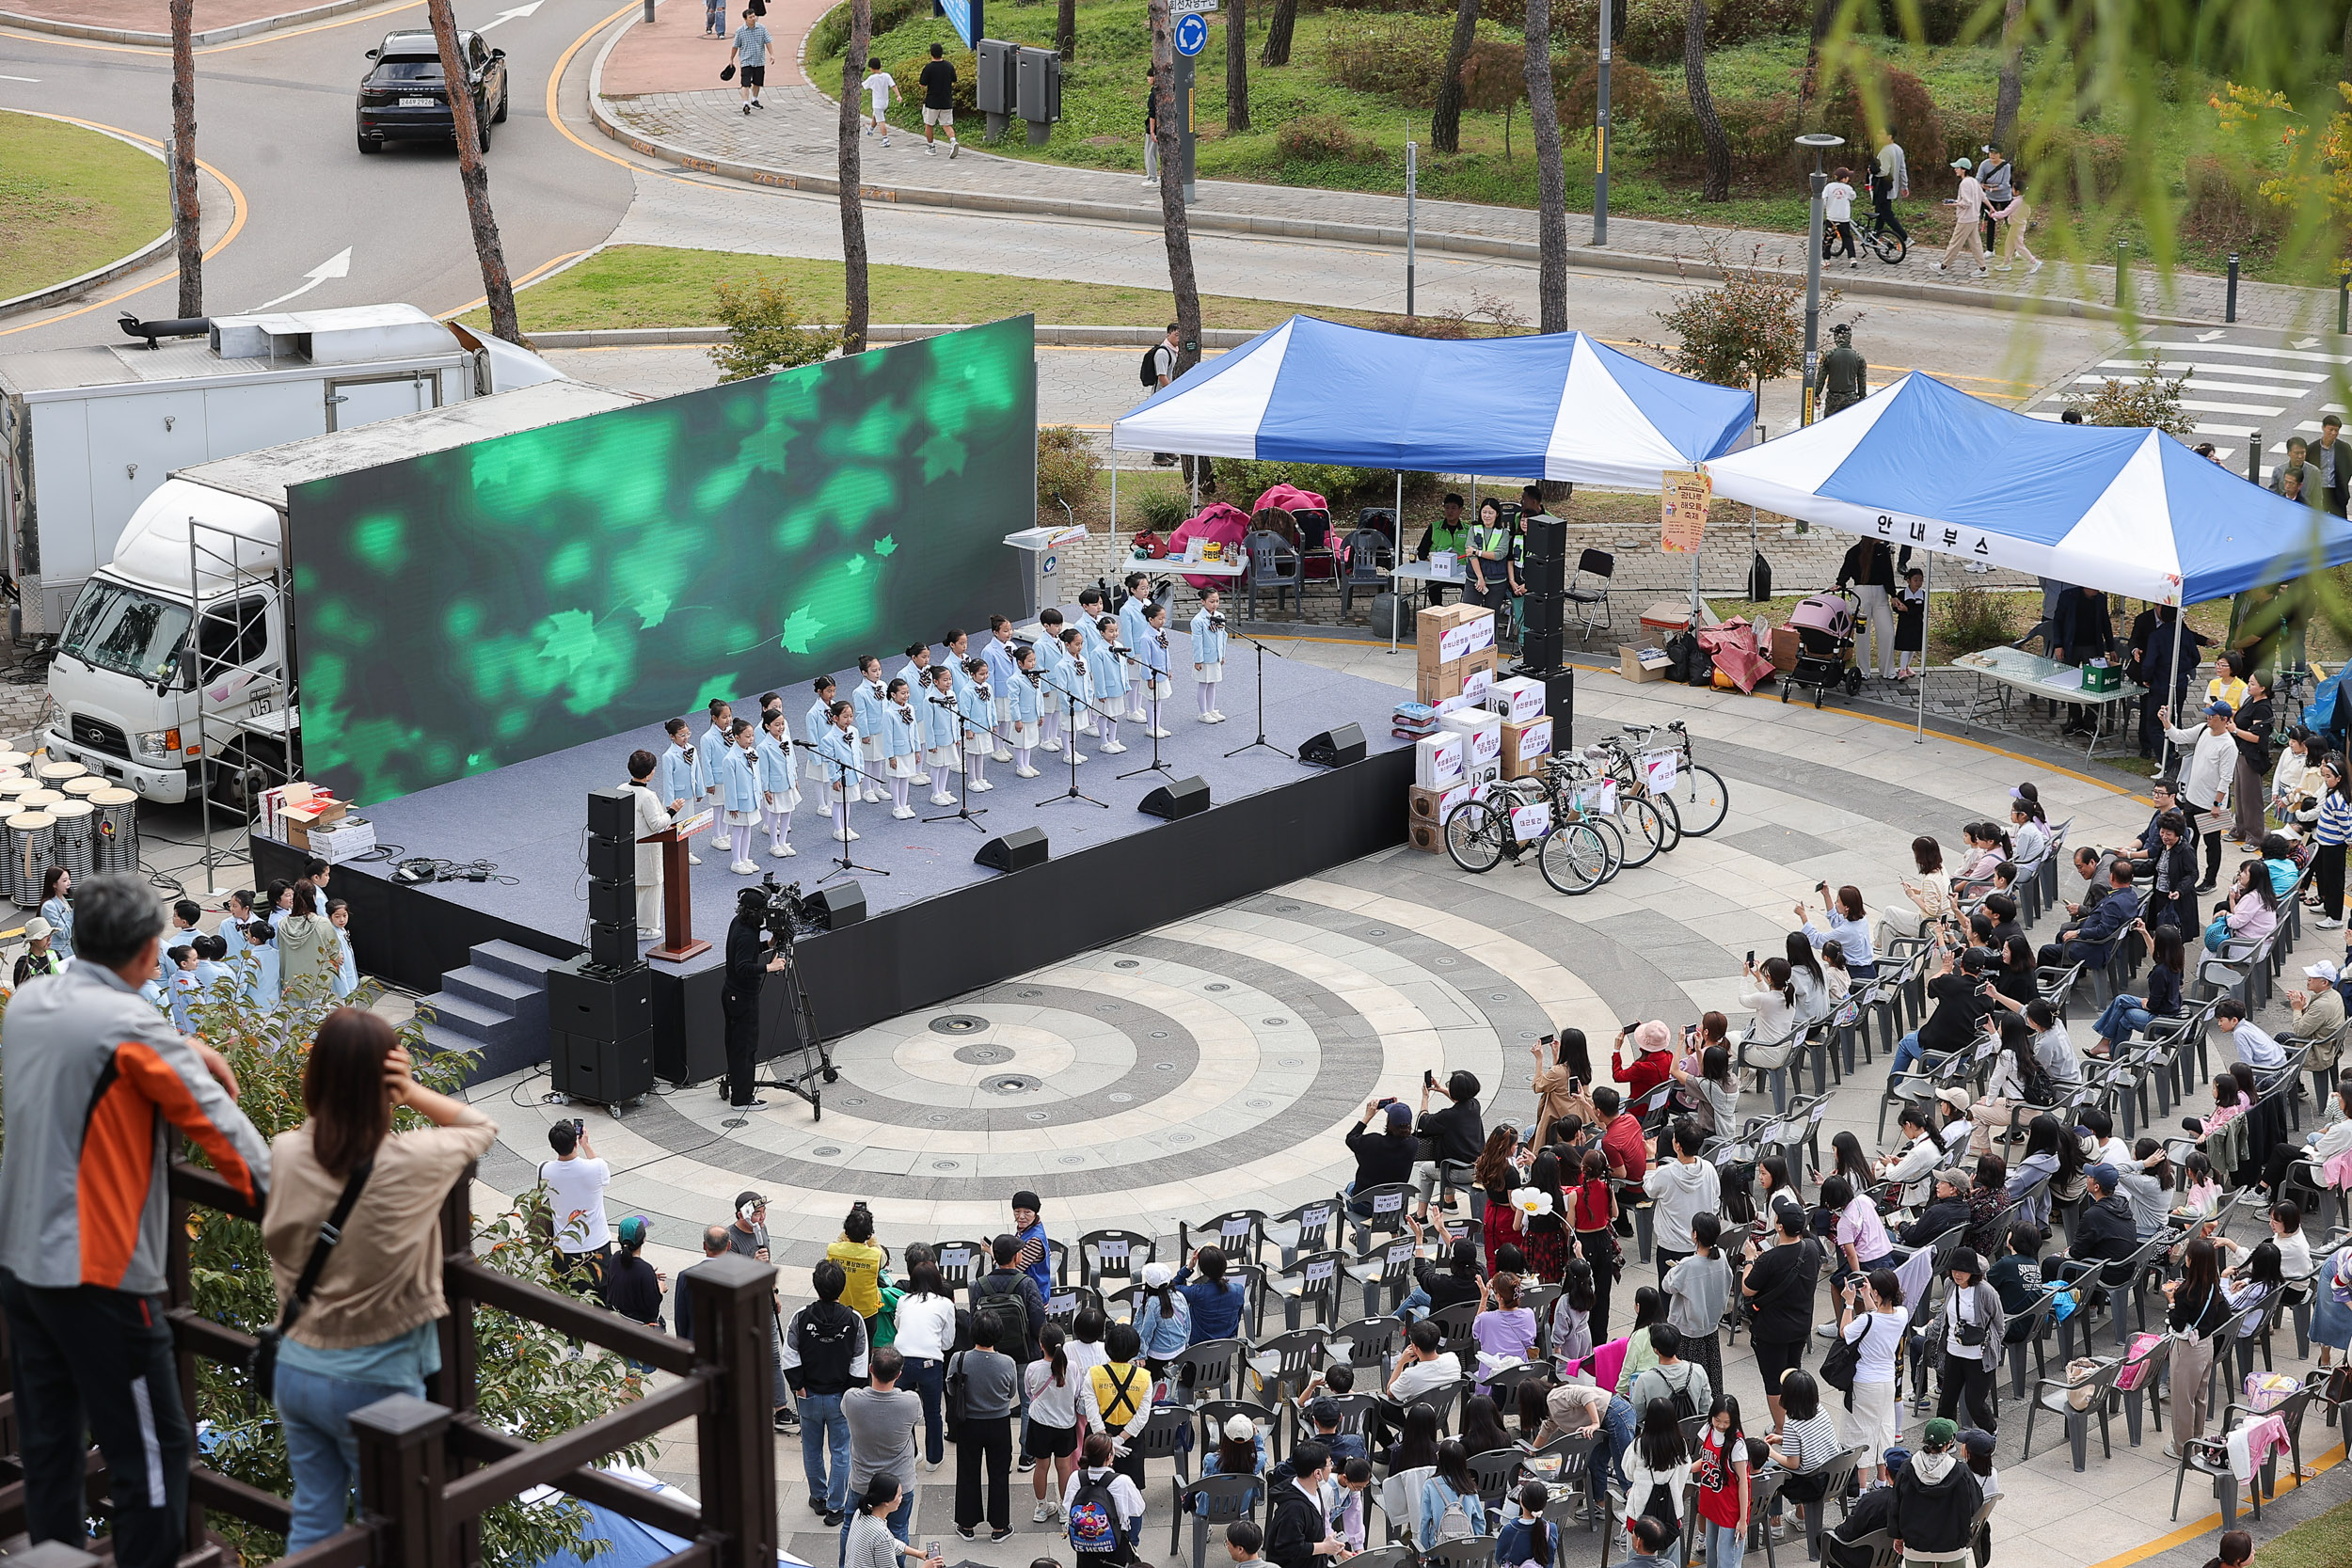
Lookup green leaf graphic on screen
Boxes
[291,317,1035,803]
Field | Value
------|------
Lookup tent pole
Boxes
[1915,551,1929,744]
[2165,597,2185,773]
[1111,445,1120,542]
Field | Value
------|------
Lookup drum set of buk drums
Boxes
[0,754,141,905]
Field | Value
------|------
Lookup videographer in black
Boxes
[722,886,789,1110]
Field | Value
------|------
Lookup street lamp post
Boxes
[1796,132,1845,428]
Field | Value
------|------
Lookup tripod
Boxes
[923,697,991,832]
[1039,673,1110,810]
[1115,645,1175,782]
[1225,630,1289,760]
[723,916,834,1124]
[791,738,893,886]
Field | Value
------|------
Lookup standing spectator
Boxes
[2161,700,2240,889]
[830,1201,887,1330]
[540,1120,612,1289]
[1835,1270,1908,1483]
[895,1261,956,1472]
[673,1225,732,1344]
[1267,1440,1345,1568]
[1644,1119,1722,1283]
[725,8,771,114]
[1931,158,1988,278]
[1822,168,1859,265]
[843,1479,942,1568]
[1820,323,1868,416]
[1932,1250,2003,1433]
[862,55,894,141]
[781,1260,870,1526]
[973,1232,1046,1366]
[1064,1432,1147,1568]
[1740,1207,1821,1435]
[326,899,358,998]
[602,1216,667,1338]
[1025,1324,1084,1525]
[0,874,270,1568]
[2316,414,2349,516]
[2228,671,2276,844]
[1663,1213,1731,1398]
[2048,583,2115,736]
[1893,566,1926,679]
[1975,148,2012,251]
[262,1012,494,1548]
[702,0,724,37]
[1009,1189,1056,1302]
[951,1313,1021,1539]
[1411,1069,1486,1221]
[1872,132,1910,245]
[1078,1324,1153,1488]
[277,880,336,994]
[36,865,73,960]
[842,1347,923,1552]
[2139,608,2211,763]
[2312,758,2351,928]
[917,42,959,157]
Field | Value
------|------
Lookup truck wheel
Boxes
[208,736,291,814]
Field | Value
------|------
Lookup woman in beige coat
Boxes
[1529,1030,1597,1148]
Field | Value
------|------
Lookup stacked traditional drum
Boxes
[0,756,140,905]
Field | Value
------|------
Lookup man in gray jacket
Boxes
[0,874,271,1568]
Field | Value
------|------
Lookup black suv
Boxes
[357,29,509,154]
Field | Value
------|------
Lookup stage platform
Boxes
[258,632,1418,1085]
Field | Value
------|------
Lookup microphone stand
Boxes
[1225,628,1290,760]
[1114,645,1176,781]
[922,697,991,832]
[791,738,893,885]
[1039,672,1111,810]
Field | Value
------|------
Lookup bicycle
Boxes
[1839,206,1910,265]
[1587,734,1680,863]
[1615,719,1731,837]
[1442,754,1619,895]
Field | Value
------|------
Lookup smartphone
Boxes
[928,1545,940,1561]
[573,1117,585,1136]
[1746,950,1756,967]
[1423,1069,1438,1089]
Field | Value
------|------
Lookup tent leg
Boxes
[2165,602,2185,773]
[1915,553,1930,744]
[1111,450,1120,540]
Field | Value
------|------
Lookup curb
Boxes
[584,28,2222,331]
[0,0,388,45]
[527,323,1263,348]
[0,113,173,319]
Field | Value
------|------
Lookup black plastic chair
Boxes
[1172,1474,1264,1568]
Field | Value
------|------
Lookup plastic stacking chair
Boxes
[1172,1474,1263,1568]
[2021,1357,2121,1472]
[1337,528,1397,621]
[1244,531,1304,620]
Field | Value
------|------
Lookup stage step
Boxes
[418,940,564,1079]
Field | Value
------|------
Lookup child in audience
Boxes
[327,898,358,997]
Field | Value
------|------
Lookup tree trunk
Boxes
[1057,0,1075,62]
[168,0,200,317]
[1260,0,1295,67]
[1225,0,1248,133]
[1429,0,1478,156]
[838,0,872,354]
[1686,0,1729,202]
[1523,0,1566,334]
[1992,0,2027,156]
[425,0,520,342]
[1151,0,1203,384]
[1796,0,1834,126]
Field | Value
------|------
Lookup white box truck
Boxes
[0,302,564,639]
[40,378,641,807]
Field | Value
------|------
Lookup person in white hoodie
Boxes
[1932,158,1988,277]
[1644,1119,1722,1286]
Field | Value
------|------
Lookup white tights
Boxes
[762,804,790,851]
[892,776,911,812]
[1098,712,1119,744]
[1198,681,1216,714]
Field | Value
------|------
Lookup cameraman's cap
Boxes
[736,1191,767,1212]
[1386,1101,1414,1131]
[2205,700,2234,717]
[1011,1189,1043,1213]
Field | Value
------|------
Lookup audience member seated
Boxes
[1888,945,1994,1092]
[2215,859,2280,948]
[2039,860,2139,969]
[1884,835,1954,944]
[1899,1167,1973,1250]
[2090,921,2185,1056]
[1613,1022,1677,1107]
[1874,1103,1945,1206]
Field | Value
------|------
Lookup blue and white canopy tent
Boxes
[1705,371,2352,736]
[1107,315,1757,543]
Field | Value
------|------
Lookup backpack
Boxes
[945,1351,970,1428]
[972,1275,1030,1356]
[1067,1469,1125,1555]
[1140,346,1163,388]
[794,1304,862,1386]
[1661,1366,1701,1427]
[2018,1055,2058,1109]
[1434,1482,1475,1544]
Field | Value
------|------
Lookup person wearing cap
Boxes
[1819,1444,1904,1567]
[2063,1165,2140,1288]
[10,916,62,987]
[1345,1098,1421,1213]
[2160,699,2240,889]
[1009,1190,1055,1301]
[1198,1410,1269,1513]
[603,1216,668,1368]
[1896,1168,1971,1253]
[1931,158,1988,278]
[2283,959,2344,1078]
[1890,1418,1980,1566]
[1931,1085,1975,1155]
[1135,1260,1192,1367]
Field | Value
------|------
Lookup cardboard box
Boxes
[1416,600,1474,654]
[2082,662,2121,692]
[1408,782,1471,824]
[1619,644,1671,684]
[1438,708,1503,768]
[1440,610,1497,663]
[1464,758,1502,800]
[1416,660,1466,704]
[1414,733,1466,789]
[1459,663,1494,705]
[1639,599,1723,635]
[310,816,376,864]
[1502,716,1555,779]
[1768,626,1801,673]
[1488,675,1547,724]
[1407,812,1446,854]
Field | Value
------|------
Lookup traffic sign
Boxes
[1174,11,1207,55]
[1170,0,1219,9]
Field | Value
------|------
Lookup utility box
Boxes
[977,38,1016,116]
[1015,46,1060,146]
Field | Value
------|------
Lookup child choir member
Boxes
[1191,589,1228,723]
[756,707,799,857]
[882,677,921,818]
[1089,615,1130,753]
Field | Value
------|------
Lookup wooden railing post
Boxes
[166,1180,207,1558]
[430,1168,483,1568]
[683,1255,777,1568]
[353,1394,454,1568]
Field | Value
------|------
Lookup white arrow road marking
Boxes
[2296,338,2320,349]
[2196,330,2226,341]
[478,1,544,29]
[248,246,352,312]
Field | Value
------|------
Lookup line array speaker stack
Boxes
[562,789,654,1106]
[1518,509,1568,676]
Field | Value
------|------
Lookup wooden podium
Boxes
[645,807,713,962]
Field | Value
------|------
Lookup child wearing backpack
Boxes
[1622,1397,1692,1539]
[1415,1439,1488,1549]
[1063,1433,1144,1568]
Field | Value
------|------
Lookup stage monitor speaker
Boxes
[586,919,639,973]
[1298,722,1368,768]
[976,826,1051,874]
[1523,514,1565,561]
[587,877,634,926]
[805,882,866,930]
[552,1028,655,1107]
[550,955,652,1039]
[1522,595,1565,635]
[1518,629,1566,673]
[1521,556,1565,597]
[586,832,632,881]
[587,787,634,840]
[1139,775,1212,820]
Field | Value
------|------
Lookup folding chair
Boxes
[1565,549,1614,644]
[2020,1356,2121,1472]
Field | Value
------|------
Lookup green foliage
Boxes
[808,0,925,61]
[1648,243,1820,401]
[1323,14,1456,107]
[708,277,843,383]
[2184,153,2289,250]
[1817,56,1942,176]
[1133,487,1194,531]
[1038,424,1100,507]
[2064,355,2195,436]
[1278,113,1387,164]
[1212,457,1431,506]
[890,50,980,116]
[1940,582,2015,651]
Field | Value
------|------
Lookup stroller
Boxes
[1780,588,1866,707]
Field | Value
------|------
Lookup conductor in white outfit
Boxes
[626,748,674,934]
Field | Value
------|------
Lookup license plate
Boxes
[248,695,273,715]
[399,96,435,107]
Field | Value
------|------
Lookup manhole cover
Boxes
[1277,903,1300,912]
[1205,983,1230,992]
[1114,958,1139,969]
[1263,1017,1288,1026]
[930,1015,988,1035]
[1170,1132,1196,1144]
[1247,1099,1272,1109]
[955,1044,1013,1065]
[1108,1092,1135,1103]
[1518,1030,1541,1039]
[841,1096,866,1106]
[928,1114,949,1123]
[1366,927,1389,937]
[1434,957,1457,966]
[813,1146,842,1157]
[986,1074,1041,1094]
[931,1161,960,1171]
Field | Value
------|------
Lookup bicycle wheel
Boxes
[1444,798,1509,873]
[1675,764,1731,836]
[1650,790,1684,852]
[1538,822,1611,895]
[1872,229,1909,265]
[1583,813,1626,883]
[1613,796,1665,869]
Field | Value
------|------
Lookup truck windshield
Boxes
[58,580,191,684]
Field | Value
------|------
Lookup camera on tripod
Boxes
[757,873,821,944]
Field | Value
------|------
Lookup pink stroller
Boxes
[1781,588,1864,707]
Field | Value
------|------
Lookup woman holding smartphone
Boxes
[1530,1030,1595,1147]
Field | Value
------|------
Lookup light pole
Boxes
[1592,0,1613,245]
[1796,132,1844,428]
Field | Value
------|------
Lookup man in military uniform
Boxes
[1821,324,1868,417]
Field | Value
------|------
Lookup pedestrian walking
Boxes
[703,0,725,37]
[1931,159,1988,278]
[1143,68,1163,183]
[918,43,960,157]
[864,56,895,143]
[1820,323,1867,417]
[726,9,771,113]
[1147,323,1180,467]
[1835,531,1896,678]
[1822,167,1858,265]
[1989,191,2041,273]
[2315,415,2349,516]
[1976,149,2012,254]
[1872,135,1910,245]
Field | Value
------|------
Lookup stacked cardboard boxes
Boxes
[262,783,347,850]
[1416,603,1500,706]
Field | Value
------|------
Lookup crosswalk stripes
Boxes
[2023,332,2352,478]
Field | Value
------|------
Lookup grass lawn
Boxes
[2258,1496,2352,1568]
[0,110,170,301]
[464,244,1432,333]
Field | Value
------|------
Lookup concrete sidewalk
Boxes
[592,10,2344,334]
[0,0,389,44]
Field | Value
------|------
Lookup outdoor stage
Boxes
[257,631,1415,1085]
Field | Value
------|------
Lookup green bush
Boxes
[1556,54,1661,134]
[1133,487,1194,531]
[1216,457,1405,506]
[1324,14,1457,107]
[707,277,841,382]
[1941,583,2014,651]
[2185,153,2287,251]
[1038,424,1099,508]
[1278,112,1386,164]
[888,50,980,119]
[1640,92,1802,169]
[1819,60,1942,181]
[808,0,927,61]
